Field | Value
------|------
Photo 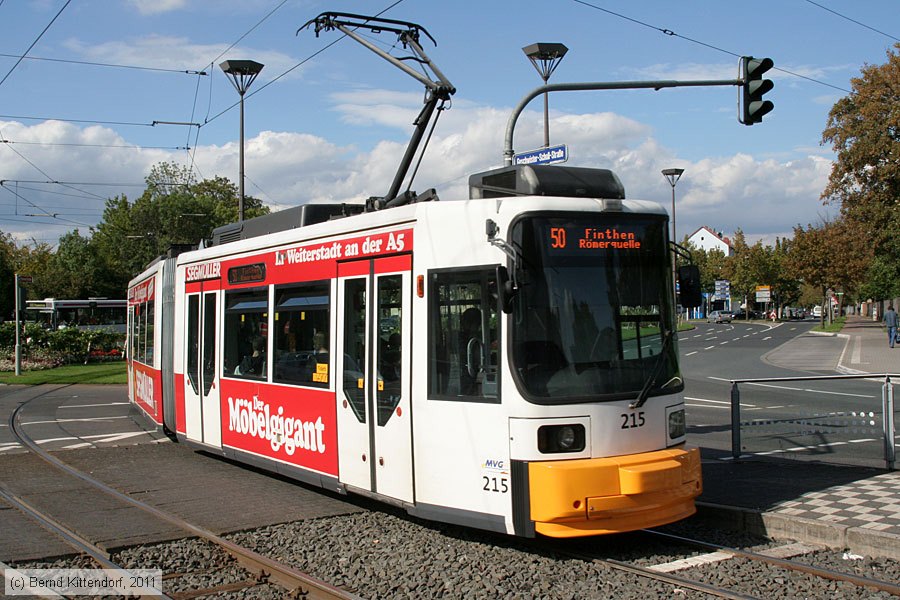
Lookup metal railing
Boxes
[730,374,897,470]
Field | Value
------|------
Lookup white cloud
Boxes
[0,98,837,250]
[62,35,302,78]
[128,0,186,16]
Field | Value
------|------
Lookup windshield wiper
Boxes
[630,327,674,410]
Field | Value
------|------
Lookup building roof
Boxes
[689,225,732,249]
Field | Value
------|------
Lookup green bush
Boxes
[0,322,125,370]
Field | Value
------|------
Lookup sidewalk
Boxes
[696,315,900,560]
[837,313,900,375]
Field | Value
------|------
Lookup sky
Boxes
[0,0,898,249]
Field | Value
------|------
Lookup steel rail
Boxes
[0,488,173,600]
[540,543,760,600]
[643,529,900,597]
[9,387,360,600]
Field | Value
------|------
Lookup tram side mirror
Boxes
[496,266,517,314]
[678,265,703,309]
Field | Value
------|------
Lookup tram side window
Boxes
[132,304,142,363]
[428,268,500,402]
[223,288,269,380]
[145,300,155,364]
[273,282,330,388]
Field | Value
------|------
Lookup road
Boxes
[680,319,893,468]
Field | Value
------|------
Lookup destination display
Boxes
[546,224,645,254]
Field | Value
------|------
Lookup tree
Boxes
[91,161,270,290]
[821,43,900,290]
[786,220,871,322]
[0,233,16,320]
[43,231,104,299]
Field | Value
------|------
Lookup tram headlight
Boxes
[668,409,686,439]
[537,424,585,454]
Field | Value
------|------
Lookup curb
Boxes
[695,502,900,561]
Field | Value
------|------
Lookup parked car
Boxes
[707,310,733,324]
[812,305,823,318]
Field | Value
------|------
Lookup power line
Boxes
[202,0,408,127]
[1,139,188,150]
[206,0,292,70]
[0,52,209,75]
[570,0,852,94]
[0,0,72,89]
[0,114,156,127]
[803,0,899,42]
[0,179,145,187]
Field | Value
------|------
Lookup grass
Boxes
[812,316,846,334]
[0,361,127,385]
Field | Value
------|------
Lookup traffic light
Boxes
[740,56,774,125]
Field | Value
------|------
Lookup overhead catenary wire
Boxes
[0,52,208,75]
[0,0,72,90]
[802,0,899,42]
[1,139,188,151]
[570,0,853,94]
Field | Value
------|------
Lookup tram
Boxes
[127,12,703,538]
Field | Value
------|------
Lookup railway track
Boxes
[532,528,900,599]
[1,385,358,599]
[4,385,899,599]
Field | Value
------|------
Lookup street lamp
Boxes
[522,43,568,148]
[662,168,685,316]
[219,59,264,222]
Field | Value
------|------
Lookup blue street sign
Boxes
[514,144,568,166]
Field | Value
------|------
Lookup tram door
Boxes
[184,290,222,448]
[336,256,413,502]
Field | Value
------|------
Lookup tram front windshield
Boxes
[511,213,680,403]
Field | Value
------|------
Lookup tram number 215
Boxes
[621,411,646,429]
[483,476,509,493]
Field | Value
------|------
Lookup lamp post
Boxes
[662,168,685,317]
[219,59,264,222]
[522,43,568,148]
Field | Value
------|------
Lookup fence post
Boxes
[884,376,896,470]
[731,381,741,460]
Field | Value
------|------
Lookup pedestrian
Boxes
[883,304,898,348]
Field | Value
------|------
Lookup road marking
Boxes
[0,445,22,453]
[763,336,772,340]
[685,396,756,407]
[21,416,131,425]
[719,341,729,345]
[61,442,94,450]
[91,431,148,443]
[32,436,78,444]
[742,382,874,398]
[59,402,130,409]
[686,351,698,356]
[704,346,716,351]
[851,335,862,365]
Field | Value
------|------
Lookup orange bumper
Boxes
[528,447,702,538]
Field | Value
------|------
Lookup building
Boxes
[687,226,733,256]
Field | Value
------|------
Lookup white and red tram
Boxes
[128,164,703,538]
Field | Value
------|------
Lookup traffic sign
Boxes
[17,274,32,284]
[514,144,568,166]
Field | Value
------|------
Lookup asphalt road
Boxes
[680,319,892,468]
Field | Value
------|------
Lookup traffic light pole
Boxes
[14,273,21,376]
[503,76,749,165]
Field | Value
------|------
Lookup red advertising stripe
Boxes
[219,379,338,476]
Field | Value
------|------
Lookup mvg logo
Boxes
[482,458,505,470]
